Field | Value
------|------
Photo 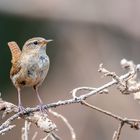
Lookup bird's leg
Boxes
[36,87,43,105]
[33,86,47,113]
[17,87,26,113]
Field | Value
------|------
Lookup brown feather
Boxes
[10,62,21,77]
[8,41,21,64]
[8,41,22,79]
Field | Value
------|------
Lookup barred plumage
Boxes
[8,41,21,64]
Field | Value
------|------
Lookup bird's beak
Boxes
[46,39,53,43]
[43,39,53,44]
[41,39,53,47]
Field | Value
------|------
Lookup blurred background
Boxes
[1,0,140,140]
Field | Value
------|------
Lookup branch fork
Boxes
[1,59,140,140]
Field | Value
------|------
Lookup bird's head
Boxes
[22,37,53,52]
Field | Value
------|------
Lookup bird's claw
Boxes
[37,104,48,113]
[18,105,27,114]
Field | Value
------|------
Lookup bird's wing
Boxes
[8,41,21,64]
[10,62,21,77]
[8,41,22,77]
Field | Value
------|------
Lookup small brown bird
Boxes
[8,37,53,112]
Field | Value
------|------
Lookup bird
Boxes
[8,37,53,112]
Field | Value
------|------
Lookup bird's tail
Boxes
[8,41,21,64]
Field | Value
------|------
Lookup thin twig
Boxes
[0,125,15,135]
[81,101,139,128]
[49,109,76,140]
[32,132,38,140]
[112,121,125,140]
[41,133,50,140]
[22,121,31,140]
[24,120,29,140]
[71,86,108,99]
[0,112,20,133]
[51,132,62,140]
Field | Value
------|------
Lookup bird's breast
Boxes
[14,53,50,87]
[26,54,50,79]
[38,55,49,69]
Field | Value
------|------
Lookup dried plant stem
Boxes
[112,121,125,140]
[41,133,50,140]
[32,132,38,140]
[24,120,29,140]
[0,125,15,135]
[81,101,140,128]
[49,109,76,140]
[51,132,62,140]
[1,59,140,140]
[0,59,137,134]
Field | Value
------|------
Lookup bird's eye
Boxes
[33,41,38,45]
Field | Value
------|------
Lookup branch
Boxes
[21,121,31,140]
[1,59,140,140]
[31,132,38,140]
[0,125,15,135]
[49,109,76,140]
[0,100,57,134]
[112,122,125,140]
[81,101,140,129]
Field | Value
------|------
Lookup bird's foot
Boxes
[18,105,27,114]
[37,104,48,113]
